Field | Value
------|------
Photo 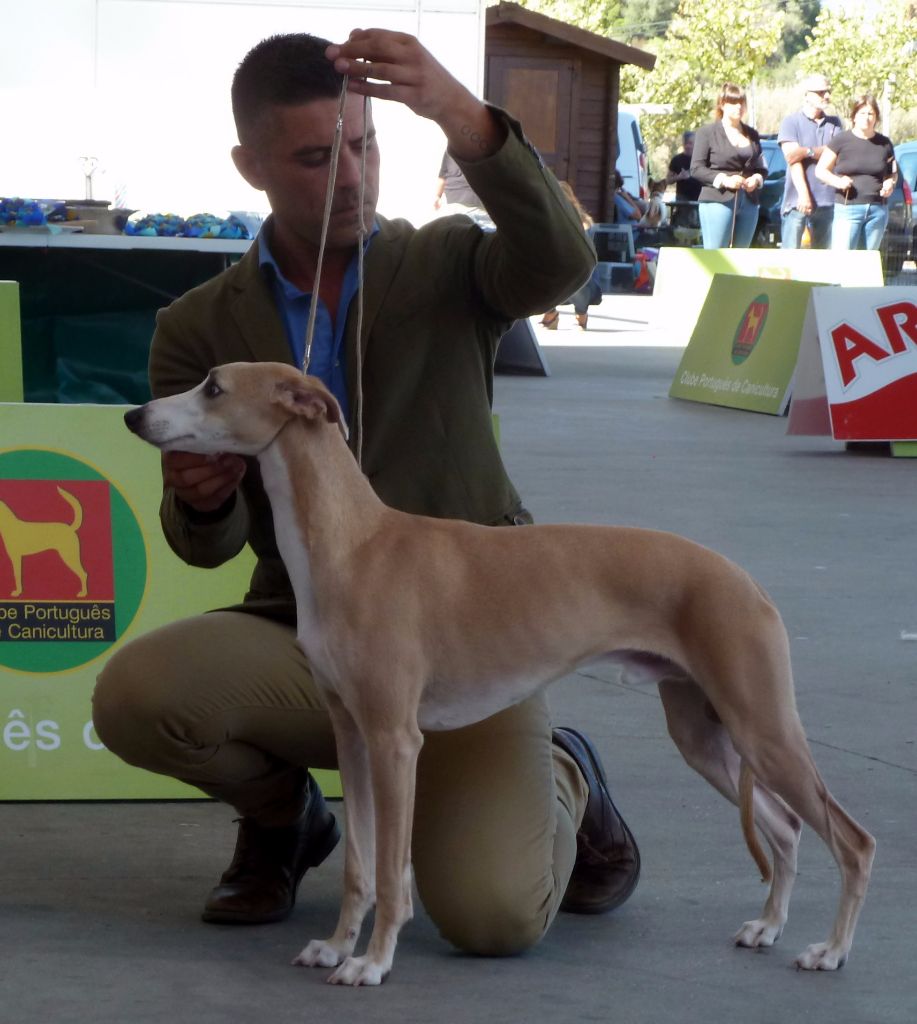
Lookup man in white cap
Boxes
[777,73,842,248]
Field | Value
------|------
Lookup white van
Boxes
[616,110,649,201]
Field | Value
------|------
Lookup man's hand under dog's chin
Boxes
[162,450,247,513]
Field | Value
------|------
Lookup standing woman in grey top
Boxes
[690,83,766,249]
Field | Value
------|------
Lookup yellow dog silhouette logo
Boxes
[0,486,89,598]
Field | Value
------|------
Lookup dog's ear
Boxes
[272,377,344,432]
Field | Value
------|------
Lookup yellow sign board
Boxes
[669,275,817,415]
[0,402,338,799]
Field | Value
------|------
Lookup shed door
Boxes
[486,56,575,180]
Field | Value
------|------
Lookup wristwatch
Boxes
[806,147,815,159]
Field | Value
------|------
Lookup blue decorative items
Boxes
[0,197,65,227]
[124,212,251,239]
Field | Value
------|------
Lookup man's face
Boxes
[804,82,831,117]
[234,93,380,252]
[683,137,694,157]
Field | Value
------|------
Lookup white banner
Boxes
[787,287,917,441]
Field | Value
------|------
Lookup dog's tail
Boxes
[56,487,84,532]
[739,759,772,883]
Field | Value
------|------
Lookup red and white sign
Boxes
[787,287,917,441]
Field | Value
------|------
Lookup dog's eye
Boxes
[205,380,223,399]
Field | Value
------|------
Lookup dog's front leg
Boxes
[326,719,423,987]
[293,697,376,973]
[10,556,23,598]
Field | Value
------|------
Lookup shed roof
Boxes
[486,2,656,72]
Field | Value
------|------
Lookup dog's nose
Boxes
[124,406,145,435]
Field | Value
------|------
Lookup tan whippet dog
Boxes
[125,362,875,987]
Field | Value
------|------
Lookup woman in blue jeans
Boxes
[690,83,766,249]
[815,93,897,251]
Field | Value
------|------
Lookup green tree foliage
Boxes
[618,0,810,61]
[618,0,678,40]
[619,0,785,165]
[802,1,917,118]
[507,0,623,36]
[780,0,820,62]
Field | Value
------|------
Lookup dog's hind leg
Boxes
[727,714,875,971]
[294,694,377,974]
[658,678,803,950]
[59,539,88,597]
[683,585,874,968]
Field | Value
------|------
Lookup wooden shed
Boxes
[485,2,655,223]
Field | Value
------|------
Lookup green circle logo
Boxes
[0,449,147,672]
[731,294,770,365]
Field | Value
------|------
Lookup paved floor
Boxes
[4,292,916,1023]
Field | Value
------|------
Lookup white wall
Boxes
[1,0,484,226]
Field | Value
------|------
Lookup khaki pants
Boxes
[92,611,587,955]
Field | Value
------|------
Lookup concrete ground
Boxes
[3,288,916,1023]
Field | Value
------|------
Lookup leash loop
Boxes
[354,94,367,468]
[303,75,350,373]
[302,75,368,468]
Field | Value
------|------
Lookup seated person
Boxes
[613,171,646,223]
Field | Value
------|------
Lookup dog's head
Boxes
[124,362,345,456]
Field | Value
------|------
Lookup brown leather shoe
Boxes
[554,727,640,914]
[202,774,340,924]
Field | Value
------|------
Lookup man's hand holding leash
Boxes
[326,29,506,162]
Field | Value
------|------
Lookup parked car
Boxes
[753,135,912,272]
[896,140,917,191]
[753,136,785,247]
[894,140,917,264]
[883,174,913,273]
[616,109,649,201]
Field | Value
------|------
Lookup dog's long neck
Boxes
[257,416,386,567]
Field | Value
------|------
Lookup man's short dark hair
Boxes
[231,33,344,143]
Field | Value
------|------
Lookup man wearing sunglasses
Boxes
[777,74,842,248]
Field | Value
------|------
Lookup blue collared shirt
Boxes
[777,110,843,212]
[258,224,378,424]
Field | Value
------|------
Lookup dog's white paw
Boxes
[734,918,783,948]
[795,942,847,971]
[327,955,387,987]
[292,939,345,969]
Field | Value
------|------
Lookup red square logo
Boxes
[0,480,114,601]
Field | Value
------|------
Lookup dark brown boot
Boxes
[554,727,640,914]
[202,774,340,924]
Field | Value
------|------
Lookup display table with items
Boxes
[0,231,251,404]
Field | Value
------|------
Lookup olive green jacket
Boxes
[151,109,595,622]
